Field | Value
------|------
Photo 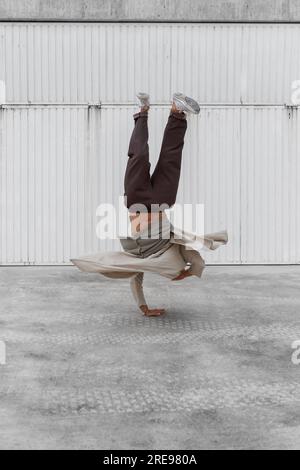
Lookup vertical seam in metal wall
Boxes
[0,106,1,259]
[239,106,242,264]
[239,25,244,264]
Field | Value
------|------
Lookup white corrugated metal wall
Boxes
[0,23,299,264]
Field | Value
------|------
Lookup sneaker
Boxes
[172,93,200,114]
[136,92,150,109]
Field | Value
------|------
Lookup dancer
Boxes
[71,93,228,316]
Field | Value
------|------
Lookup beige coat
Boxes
[71,228,228,306]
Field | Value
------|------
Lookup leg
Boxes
[124,111,153,210]
[150,111,187,208]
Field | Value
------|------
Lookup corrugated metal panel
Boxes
[0,22,300,265]
[0,107,87,264]
[1,23,300,105]
[0,106,240,264]
[1,106,299,265]
[2,104,299,265]
[241,107,300,264]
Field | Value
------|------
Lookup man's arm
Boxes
[130,272,166,317]
[130,272,147,306]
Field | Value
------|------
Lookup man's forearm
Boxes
[130,273,166,316]
[130,272,147,307]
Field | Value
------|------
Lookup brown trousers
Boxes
[124,111,187,212]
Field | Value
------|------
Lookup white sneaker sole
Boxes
[136,92,150,107]
[173,93,200,114]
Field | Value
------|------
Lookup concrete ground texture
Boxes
[0,265,300,450]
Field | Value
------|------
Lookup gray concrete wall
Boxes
[0,0,300,22]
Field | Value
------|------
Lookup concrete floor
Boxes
[0,265,300,450]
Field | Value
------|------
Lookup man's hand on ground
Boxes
[139,305,166,316]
